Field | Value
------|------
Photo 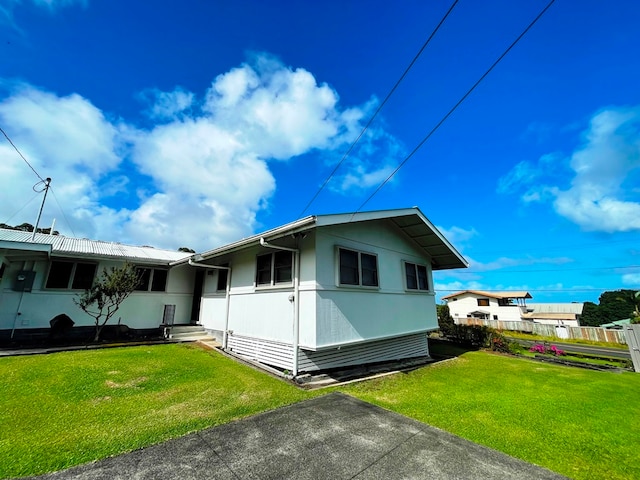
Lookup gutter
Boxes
[259,237,301,377]
[186,259,232,349]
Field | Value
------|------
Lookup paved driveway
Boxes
[30,392,567,479]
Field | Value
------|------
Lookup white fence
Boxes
[455,317,627,345]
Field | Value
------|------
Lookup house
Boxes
[0,228,195,341]
[521,303,583,327]
[442,290,532,322]
[1,207,468,376]
[170,207,468,375]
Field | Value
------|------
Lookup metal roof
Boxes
[442,290,533,300]
[527,303,584,314]
[0,228,191,264]
[173,207,468,270]
[521,312,578,321]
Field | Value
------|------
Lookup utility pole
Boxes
[31,177,51,241]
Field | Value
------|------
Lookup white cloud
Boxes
[1,0,86,30]
[0,55,400,250]
[500,106,640,232]
[436,225,478,245]
[622,273,640,286]
[139,88,195,121]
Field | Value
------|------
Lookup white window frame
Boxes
[255,251,293,288]
[45,260,97,290]
[135,267,169,292]
[403,261,430,292]
[336,246,379,289]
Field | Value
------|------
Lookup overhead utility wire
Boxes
[297,0,460,218]
[352,0,557,216]
[0,125,45,182]
[49,187,77,237]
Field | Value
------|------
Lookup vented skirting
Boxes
[227,332,429,373]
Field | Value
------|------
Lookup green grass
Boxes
[0,344,315,478]
[505,331,629,349]
[343,351,640,480]
[2,344,639,480]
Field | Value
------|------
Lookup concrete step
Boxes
[169,325,214,342]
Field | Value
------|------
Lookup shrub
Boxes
[529,343,565,356]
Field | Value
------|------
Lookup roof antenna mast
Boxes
[31,177,52,241]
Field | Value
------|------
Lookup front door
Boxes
[190,270,204,324]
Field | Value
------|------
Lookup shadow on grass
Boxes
[429,338,480,360]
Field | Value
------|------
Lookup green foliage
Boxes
[436,304,455,337]
[74,262,141,342]
[488,331,521,354]
[579,290,639,326]
[0,344,314,478]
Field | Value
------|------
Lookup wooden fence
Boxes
[455,317,627,345]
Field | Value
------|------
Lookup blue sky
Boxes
[1,0,639,303]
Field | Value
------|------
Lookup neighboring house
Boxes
[0,229,195,339]
[521,303,583,327]
[170,207,468,375]
[442,290,532,322]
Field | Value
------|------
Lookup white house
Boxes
[171,207,468,375]
[521,303,583,327]
[0,229,195,341]
[1,207,468,376]
[442,290,532,322]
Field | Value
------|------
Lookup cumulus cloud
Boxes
[0,56,400,250]
[622,273,640,286]
[499,106,640,232]
[139,87,195,121]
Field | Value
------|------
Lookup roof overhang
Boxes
[171,207,468,270]
[0,240,52,263]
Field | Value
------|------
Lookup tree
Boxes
[74,262,141,342]
[580,302,601,326]
[579,290,639,326]
[437,303,455,338]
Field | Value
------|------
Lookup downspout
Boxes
[187,259,232,349]
[259,238,300,377]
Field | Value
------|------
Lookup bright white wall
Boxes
[447,294,523,322]
[0,258,194,331]
[312,220,437,347]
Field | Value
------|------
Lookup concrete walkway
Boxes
[28,392,567,480]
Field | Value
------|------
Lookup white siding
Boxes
[312,220,438,348]
[0,259,194,331]
[447,294,524,322]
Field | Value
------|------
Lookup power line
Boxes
[352,0,557,216]
[297,0,461,218]
[49,186,77,237]
[0,125,45,182]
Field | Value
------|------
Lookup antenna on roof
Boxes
[31,177,51,242]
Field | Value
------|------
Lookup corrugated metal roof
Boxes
[527,303,584,314]
[441,290,532,300]
[0,228,191,264]
[521,312,578,320]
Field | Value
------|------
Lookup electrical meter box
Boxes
[13,271,36,292]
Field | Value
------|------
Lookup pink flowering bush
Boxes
[529,343,565,356]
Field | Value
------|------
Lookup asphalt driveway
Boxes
[29,392,567,479]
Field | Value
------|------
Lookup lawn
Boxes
[344,350,640,480]
[2,344,639,480]
[0,344,315,478]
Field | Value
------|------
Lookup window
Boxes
[338,248,379,287]
[46,261,96,289]
[493,315,498,320]
[404,262,429,291]
[498,298,514,306]
[135,268,168,292]
[255,251,292,286]
[216,267,229,292]
[477,298,490,307]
